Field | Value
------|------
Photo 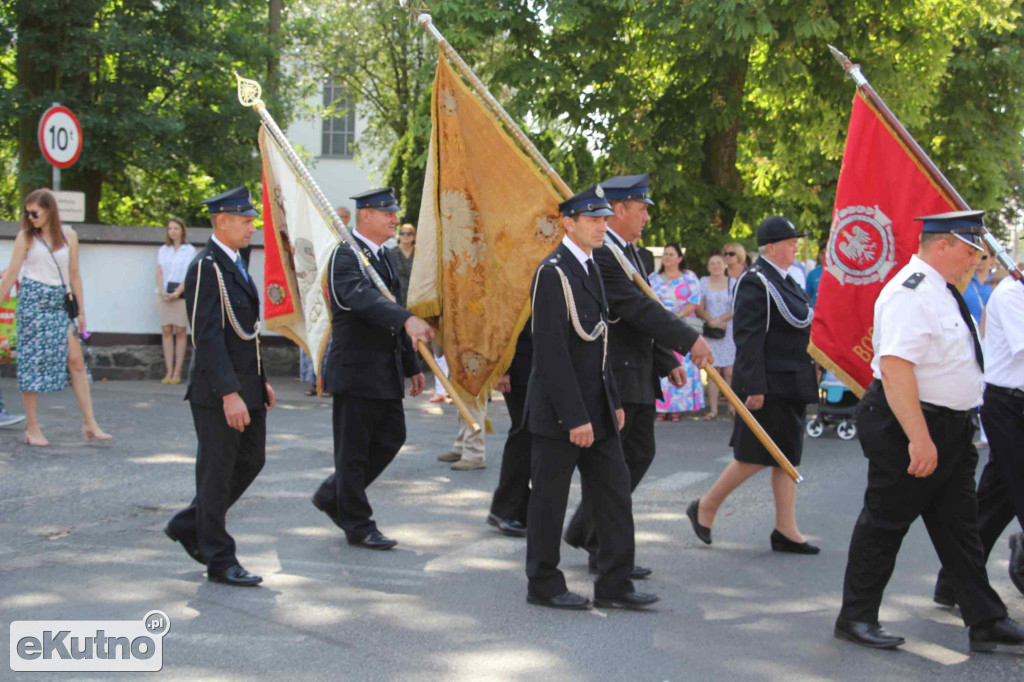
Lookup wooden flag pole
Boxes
[828,46,1022,284]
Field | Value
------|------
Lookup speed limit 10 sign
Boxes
[38,105,83,169]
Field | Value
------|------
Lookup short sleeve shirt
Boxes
[157,243,197,289]
[870,254,983,410]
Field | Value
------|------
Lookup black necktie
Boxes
[377,249,393,282]
[947,283,984,371]
[587,259,603,299]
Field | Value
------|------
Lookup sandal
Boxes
[655,414,667,422]
[702,412,717,421]
[669,413,682,422]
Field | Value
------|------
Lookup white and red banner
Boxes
[258,125,337,381]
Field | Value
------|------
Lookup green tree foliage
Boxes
[488,0,1024,265]
[0,0,298,225]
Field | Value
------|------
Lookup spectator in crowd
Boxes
[648,243,705,421]
[390,223,416,303]
[723,242,748,281]
[964,251,993,324]
[805,251,824,307]
[697,254,736,420]
[155,217,196,384]
[0,189,111,446]
[336,206,352,231]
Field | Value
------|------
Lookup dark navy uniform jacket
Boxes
[322,239,420,399]
[184,239,268,411]
[731,258,817,403]
[525,243,622,441]
[595,231,698,405]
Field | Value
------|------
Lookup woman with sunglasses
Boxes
[0,189,111,446]
[389,223,416,303]
[722,242,748,281]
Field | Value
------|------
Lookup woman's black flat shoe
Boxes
[686,499,712,545]
[770,529,820,555]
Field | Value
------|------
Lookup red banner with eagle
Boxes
[808,93,957,395]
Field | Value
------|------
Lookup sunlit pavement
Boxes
[1,377,1022,680]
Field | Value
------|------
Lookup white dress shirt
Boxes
[353,227,387,260]
[561,235,595,273]
[983,276,1024,391]
[211,234,240,263]
[871,254,983,410]
[157,243,197,290]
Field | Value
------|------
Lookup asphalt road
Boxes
[1,377,1022,681]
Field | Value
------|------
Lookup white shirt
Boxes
[156,243,196,289]
[787,263,807,288]
[21,227,71,287]
[561,235,595,273]
[605,226,627,249]
[211,234,240,264]
[353,227,387,260]
[871,254,983,410]
[983,276,1024,391]
[760,255,790,280]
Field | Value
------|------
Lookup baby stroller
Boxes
[806,369,859,440]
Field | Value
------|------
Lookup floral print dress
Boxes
[648,270,706,413]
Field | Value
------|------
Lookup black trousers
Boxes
[526,433,635,600]
[937,386,1024,589]
[489,379,531,524]
[168,404,266,573]
[839,382,1006,626]
[563,403,655,555]
[314,395,405,541]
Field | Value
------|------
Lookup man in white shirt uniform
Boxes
[934,262,1024,605]
[835,210,1024,652]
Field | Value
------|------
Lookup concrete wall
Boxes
[0,222,298,379]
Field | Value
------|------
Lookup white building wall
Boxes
[284,94,383,214]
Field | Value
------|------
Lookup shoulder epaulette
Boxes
[902,272,925,289]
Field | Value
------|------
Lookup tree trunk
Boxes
[15,1,58,200]
[700,53,749,233]
[267,0,282,102]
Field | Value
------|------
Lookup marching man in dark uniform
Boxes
[564,173,713,578]
[311,188,433,550]
[165,185,275,587]
[487,324,532,537]
[525,184,657,610]
[685,217,818,552]
[836,210,1024,651]
[933,257,1024,606]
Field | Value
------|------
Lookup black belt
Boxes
[985,383,1024,401]
[919,401,974,420]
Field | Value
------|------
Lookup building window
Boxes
[322,78,355,158]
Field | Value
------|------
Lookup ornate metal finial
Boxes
[234,71,263,108]
[828,45,852,71]
[417,12,432,27]
[827,45,868,86]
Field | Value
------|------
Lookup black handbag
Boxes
[165,281,181,295]
[702,322,726,339]
[41,236,79,321]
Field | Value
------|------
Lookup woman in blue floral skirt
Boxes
[0,189,110,446]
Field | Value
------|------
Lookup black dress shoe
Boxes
[587,558,652,580]
[969,616,1024,652]
[487,514,526,537]
[834,618,905,649]
[686,499,712,545]
[164,525,205,566]
[208,564,262,587]
[593,591,660,610]
[770,529,820,555]
[348,529,398,550]
[527,590,591,610]
[1009,533,1024,597]
[933,578,957,608]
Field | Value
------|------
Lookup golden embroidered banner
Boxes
[407,51,569,397]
